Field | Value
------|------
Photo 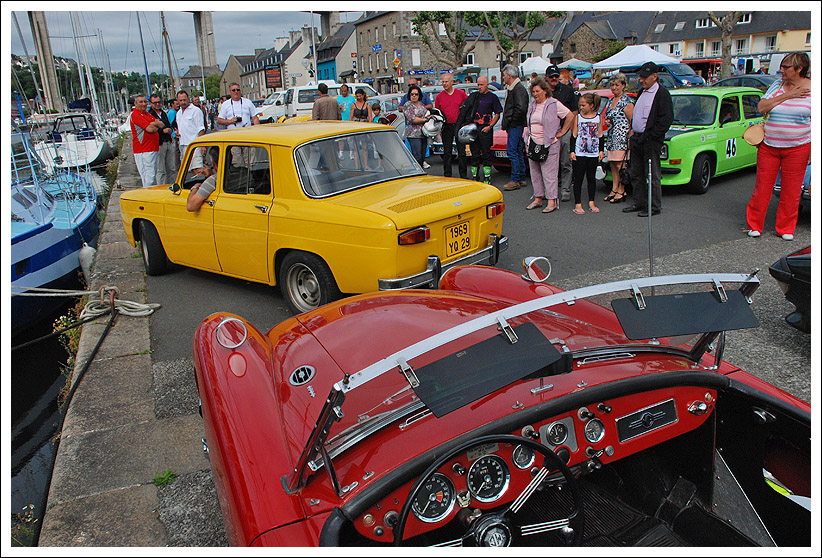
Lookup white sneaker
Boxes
[781,233,794,241]
[422,161,430,169]
[747,230,761,237]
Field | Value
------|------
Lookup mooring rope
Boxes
[11,285,161,318]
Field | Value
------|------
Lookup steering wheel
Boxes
[393,434,584,547]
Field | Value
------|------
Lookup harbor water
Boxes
[10,168,108,546]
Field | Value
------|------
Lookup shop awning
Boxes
[683,58,722,64]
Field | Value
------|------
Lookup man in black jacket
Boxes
[545,65,579,201]
[148,94,177,184]
[501,64,530,190]
[623,62,674,217]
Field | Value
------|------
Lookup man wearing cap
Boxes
[545,64,579,201]
[622,62,673,217]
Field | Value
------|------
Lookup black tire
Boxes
[688,153,712,195]
[139,220,168,276]
[279,251,341,314]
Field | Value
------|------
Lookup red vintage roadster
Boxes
[193,259,810,547]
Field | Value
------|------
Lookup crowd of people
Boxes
[132,51,809,241]
[129,82,261,189]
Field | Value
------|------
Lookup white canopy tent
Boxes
[558,57,593,70]
[519,56,550,76]
[592,45,680,69]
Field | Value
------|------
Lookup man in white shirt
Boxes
[175,90,206,164]
[217,83,260,129]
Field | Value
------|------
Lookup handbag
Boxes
[618,156,631,189]
[743,122,765,146]
[526,138,549,162]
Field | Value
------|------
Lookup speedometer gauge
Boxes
[467,454,510,502]
[411,473,456,523]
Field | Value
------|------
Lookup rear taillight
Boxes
[398,226,430,245]
[487,203,505,218]
[386,113,397,123]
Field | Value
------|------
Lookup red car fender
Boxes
[250,511,333,546]
[193,313,307,546]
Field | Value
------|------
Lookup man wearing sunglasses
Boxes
[148,94,176,184]
[218,83,260,129]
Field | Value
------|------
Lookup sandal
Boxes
[542,205,557,213]
[589,206,600,213]
[572,208,586,215]
[604,190,618,202]
[609,192,626,203]
[526,199,543,210]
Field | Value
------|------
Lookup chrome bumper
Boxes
[378,234,508,291]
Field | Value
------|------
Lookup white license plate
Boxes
[495,150,508,158]
[445,221,470,258]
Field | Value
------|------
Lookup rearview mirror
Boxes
[169,183,181,195]
[521,256,552,283]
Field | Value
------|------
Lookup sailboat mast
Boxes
[98,29,115,114]
[70,15,89,100]
[12,12,46,114]
[74,13,102,116]
[161,12,177,95]
[136,12,152,94]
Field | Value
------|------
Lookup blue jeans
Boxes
[407,137,426,166]
[507,126,526,183]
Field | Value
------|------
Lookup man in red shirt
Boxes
[434,73,468,178]
[130,94,165,187]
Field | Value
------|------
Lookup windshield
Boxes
[667,63,697,76]
[672,95,718,126]
[295,130,422,197]
[263,93,281,105]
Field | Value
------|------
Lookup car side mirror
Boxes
[169,183,181,195]
[275,100,282,105]
[521,256,552,283]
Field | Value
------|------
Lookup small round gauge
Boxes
[411,473,456,523]
[584,418,606,443]
[546,421,569,446]
[467,454,510,503]
[512,444,535,470]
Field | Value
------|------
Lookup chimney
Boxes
[255,48,265,57]
[289,29,301,47]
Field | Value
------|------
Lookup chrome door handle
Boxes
[254,205,268,213]
[206,200,215,207]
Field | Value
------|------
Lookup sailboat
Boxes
[11,121,100,335]
[33,13,115,171]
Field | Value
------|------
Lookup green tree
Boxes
[592,40,627,63]
[480,11,564,69]
[205,73,221,100]
[708,11,744,79]
[411,11,487,71]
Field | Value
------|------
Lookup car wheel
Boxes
[688,153,712,195]
[279,251,342,314]
[139,220,168,276]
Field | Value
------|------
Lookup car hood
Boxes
[327,175,502,229]
[665,127,700,140]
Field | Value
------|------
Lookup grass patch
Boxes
[153,469,178,487]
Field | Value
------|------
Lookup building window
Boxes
[383,25,387,41]
[738,13,751,24]
[439,23,446,35]
[695,18,709,28]
[711,41,721,57]
[734,38,747,55]
[410,22,418,36]
[654,24,665,33]
[520,52,533,63]
[412,48,421,67]
[375,26,379,41]
[674,21,685,31]
[695,42,704,57]
[806,32,811,45]
[464,52,474,66]
[570,42,576,54]
[384,52,388,70]
[368,29,371,44]
[669,43,680,55]
[393,22,397,37]
[369,54,373,73]
[649,44,659,52]
[765,35,777,52]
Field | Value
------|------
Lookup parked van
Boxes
[257,91,286,123]
[620,63,705,87]
[278,82,380,118]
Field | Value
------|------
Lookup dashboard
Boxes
[352,386,716,541]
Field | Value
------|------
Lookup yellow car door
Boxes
[213,145,272,282]
[164,145,220,271]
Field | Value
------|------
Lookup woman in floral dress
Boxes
[602,73,634,203]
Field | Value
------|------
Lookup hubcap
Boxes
[288,264,321,311]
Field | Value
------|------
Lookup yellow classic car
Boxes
[120,121,508,313]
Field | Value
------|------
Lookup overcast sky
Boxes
[8,4,364,76]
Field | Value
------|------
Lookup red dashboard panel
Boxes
[353,386,716,541]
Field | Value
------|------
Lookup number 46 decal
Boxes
[726,138,737,158]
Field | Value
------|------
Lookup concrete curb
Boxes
[39,140,227,546]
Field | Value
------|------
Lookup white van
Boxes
[257,91,286,123]
[279,82,380,118]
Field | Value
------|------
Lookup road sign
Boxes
[286,73,302,78]
[373,44,382,52]
[351,52,357,58]
[393,57,401,67]
[396,49,402,57]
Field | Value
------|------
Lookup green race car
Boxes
[609,87,765,195]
